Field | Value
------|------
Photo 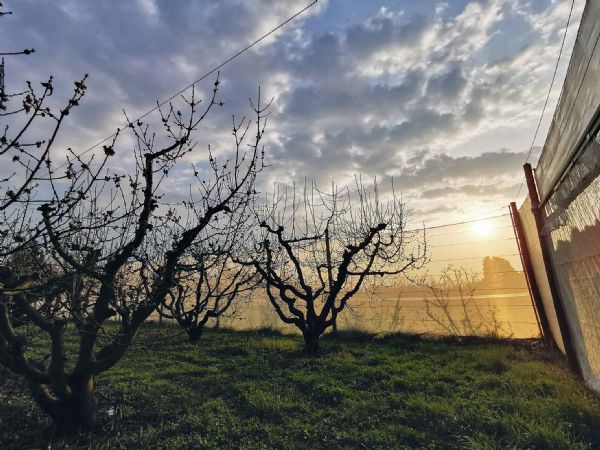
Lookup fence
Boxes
[517,197,565,352]
[515,0,600,393]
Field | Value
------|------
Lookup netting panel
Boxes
[518,197,565,352]
[536,1,600,203]
[548,174,600,391]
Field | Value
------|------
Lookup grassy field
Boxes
[1,326,599,449]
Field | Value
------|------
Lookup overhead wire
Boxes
[538,7,600,205]
[429,254,520,263]
[55,1,318,170]
[405,213,510,234]
[423,225,515,238]
[513,0,576,200]
[428,237,517,248]
[415,270,524,277]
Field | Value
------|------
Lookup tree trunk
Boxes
[30,374,99,435]
[302,329,320,355]
[187,325,204,343]
[53,391,98,435]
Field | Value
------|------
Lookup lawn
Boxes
[1,326,599,449]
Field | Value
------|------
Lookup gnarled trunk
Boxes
[29,373,99,435]
[302,328,321,355]
[52,391,98,435]
[187,325,204,343]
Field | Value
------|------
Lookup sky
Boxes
[0,0,584,227]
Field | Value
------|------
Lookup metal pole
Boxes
[523,163,581,375]
[509,201,553,347]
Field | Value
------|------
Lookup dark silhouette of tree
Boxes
[423,265,508,337]
[0,4,107,433]
[157,205,260,342]
[0,1,87,258]
[481,256,525,288]
[2,246,61,328]
[239,179,427,354]
[0,57,267,432]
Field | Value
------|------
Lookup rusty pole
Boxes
[509,201,553,347]
[523,163,581,375]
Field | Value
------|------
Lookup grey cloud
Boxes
[395,150,526,190]
[282,69,425,122]
[420,182,522,199]
[344,13,428,58]
[426,66,467,100]
[0,0,578,223]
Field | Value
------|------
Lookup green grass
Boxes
[1,326,599,449]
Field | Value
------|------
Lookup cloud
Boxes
[420,183,523,199]
[426,66,467,100]
[396,150,526,188]
[0,0,584,223]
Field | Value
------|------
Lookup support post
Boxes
[509,201,553,347]
[523,163,581,375]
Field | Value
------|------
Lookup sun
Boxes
[471,220,494,237]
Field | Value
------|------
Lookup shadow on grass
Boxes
[0,369,83,449]
[0,382,51,450]
[2,326,598,450]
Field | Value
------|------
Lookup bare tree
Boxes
[0,5,104,433]
[0,1,35,112]
[239,178,427,353]
[423,265,508,337]
[0,1,89,258]
[158,206,261,342]
[0,64,268,432]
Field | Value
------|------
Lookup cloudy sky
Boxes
[0,0,583,226]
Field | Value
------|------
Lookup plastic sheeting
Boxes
[543,130,600,228]
[547,173,600,392]
[536,0,600,203]
[518,197,565,353]
[529,0,600,393]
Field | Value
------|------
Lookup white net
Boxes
[536,0,600,203]
[546,174,600,392]
[525,0,600,394]
[518,197,566,352]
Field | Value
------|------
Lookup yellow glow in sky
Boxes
[471,220,494,237]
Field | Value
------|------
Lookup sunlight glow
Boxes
[471,220,494,237]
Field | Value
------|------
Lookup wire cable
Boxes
[55,1,318,170]
[405,213,510,234]
[425,225,515,238]
[514,0,575,200]
[428,237,517,248]
[429,253,520,263]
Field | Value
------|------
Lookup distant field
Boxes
[212,289,540,339]
[1,326,599,449]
